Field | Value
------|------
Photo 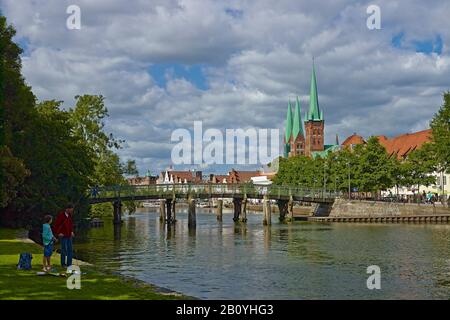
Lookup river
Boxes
[74,208,450,299]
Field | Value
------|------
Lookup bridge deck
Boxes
[89,183,339,204]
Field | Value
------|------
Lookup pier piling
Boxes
[216,199,223,222]
[159,200,166,223]
[188,198,196,229]
[113,200,122,225]
[263,195,271,226]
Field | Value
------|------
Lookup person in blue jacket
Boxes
[42,215,57,272]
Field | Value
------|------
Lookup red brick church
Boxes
[284,64,432,159]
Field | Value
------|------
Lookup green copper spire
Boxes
[307,62,322,121]
[292,96,304,140]
[285,101,293,142]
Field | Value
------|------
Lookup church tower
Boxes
[304,63,324,157]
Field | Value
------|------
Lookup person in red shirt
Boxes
[52,203,75,268]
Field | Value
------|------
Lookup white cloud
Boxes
[2,0,449,174]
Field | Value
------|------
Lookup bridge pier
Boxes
[240,195,248,223]
[233,198,242,222]
[263,195,271,226]
[159,200,166,223]
[188,198,196,229]
[113,200,122,225]
[277,199,288,223]
[216,199,223,222]
[166,199,174,224]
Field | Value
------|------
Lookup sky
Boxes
[1,0,449,175]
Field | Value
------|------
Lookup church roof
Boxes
[311,144,341,158]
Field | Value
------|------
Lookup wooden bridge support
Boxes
[113,200,122,225]
[240,195,248,223]
[188,198,196,229]
[233,198,242,222]
[159,200,166,223]
[216,199,223,222]
[166,199,175,224]
[263,195,271,226]
[277,199,288,223]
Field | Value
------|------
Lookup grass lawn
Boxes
[0,228,189,300]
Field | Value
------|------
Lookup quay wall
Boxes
[329,199,450,217]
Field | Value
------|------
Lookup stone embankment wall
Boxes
[329,198,450,217]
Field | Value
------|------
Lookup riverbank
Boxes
[0,228,191,300]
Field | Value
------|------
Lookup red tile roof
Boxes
[379,129,432,159]
[228,169,262,183]
[341,133,366,147]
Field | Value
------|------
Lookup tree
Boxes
[353,136,395,193]
[0,15,35,214]
[123,159,139,177]
[430,91,450,173]
[402,143,437,192]
[1,16,96,227]
[0,146,29,207]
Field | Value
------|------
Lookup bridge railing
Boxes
[90,183,340,200]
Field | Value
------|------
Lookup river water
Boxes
[75,208,450,299]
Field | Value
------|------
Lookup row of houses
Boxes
[127,168,274,186]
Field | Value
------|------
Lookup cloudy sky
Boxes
[1,0,449,175]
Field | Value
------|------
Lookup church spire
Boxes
[285,100,293,142]
[292,96,304,140]
[284,100,293,157]
[307,61,322,121]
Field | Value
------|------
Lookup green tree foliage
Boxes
[0,16,35,214]
[68,95,140,217]
[0,146,29,207]
[430,91,450,173]
[352,137,395,192]
[275,137,399,195]
[401,143,437,191]
[0,16,135,226]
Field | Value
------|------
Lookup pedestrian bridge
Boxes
[89,183,338,204]
[88,183,339,225]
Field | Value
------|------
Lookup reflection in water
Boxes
[75,209,450,299]
[113,224,121,241]
[264,226,271,253]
